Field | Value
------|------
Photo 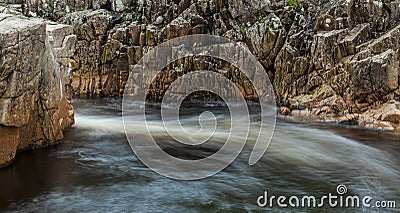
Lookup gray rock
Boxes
[4,0,400,132]
[0,14,75,167]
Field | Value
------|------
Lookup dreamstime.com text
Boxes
[257,185,396,209]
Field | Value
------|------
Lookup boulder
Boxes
[279,107,291,116]
[0,14,75,167]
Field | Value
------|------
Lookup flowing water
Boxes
[0,98,399,212]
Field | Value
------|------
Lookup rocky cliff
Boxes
[4,0,400,132]
[0,8,76,166]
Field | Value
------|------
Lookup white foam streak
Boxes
[74,113,399,185]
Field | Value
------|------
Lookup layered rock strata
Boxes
[0,13,76,166]
[13,0,400,131]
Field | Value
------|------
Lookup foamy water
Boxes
[0,98,399,212]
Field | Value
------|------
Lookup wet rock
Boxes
[337,114,359,125]
[361,102,400,130]
[0,15,75,166]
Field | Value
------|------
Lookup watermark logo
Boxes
[336,184,347,195]
[257,184,396,209]
[122,35,276,180]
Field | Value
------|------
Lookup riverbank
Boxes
[280,101,400,132]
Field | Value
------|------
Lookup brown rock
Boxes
[0,126,20,167]
[245,18,286,69]
[166,17,191,40]
[0,15,76,167]
[279,107,291,116]
[310,29,348,70]
[14,0,400,133]
[338,23,370,57]
[350,49,399,104]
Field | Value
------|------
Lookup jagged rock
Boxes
[372,102,400,124]
[368,23,400,55]
[347,0,393,35]
[218,0,271,24]
[338,23,370,57]
[60,10,112,97]
[0,4,22,14]
[22,0,112,19]
[245,17,286,69]
[11,0,400,132]
[274,44,308,103]
[127,22,142,45]
[0,14,75,166]
[22,0,176,21]
[166,16,191,40]
[310,29,348,70]
[350,49,399,105]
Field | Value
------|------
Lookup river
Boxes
[0,98,399,212]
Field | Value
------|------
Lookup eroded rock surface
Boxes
[7,0,400,132]
[0,14,76,166]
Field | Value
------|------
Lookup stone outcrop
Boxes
[22,0,173,21]
[273,0,400,130]
[0,13,76,167]
[12,0,400,131]
[48,0,287,98]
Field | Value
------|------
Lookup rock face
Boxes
[0,13,76,166]
[15,0,400,130]
[22,0,171,21]
[273,0,400,130]
[47,0,285,98]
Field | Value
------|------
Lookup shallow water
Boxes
[0,98,399,212]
